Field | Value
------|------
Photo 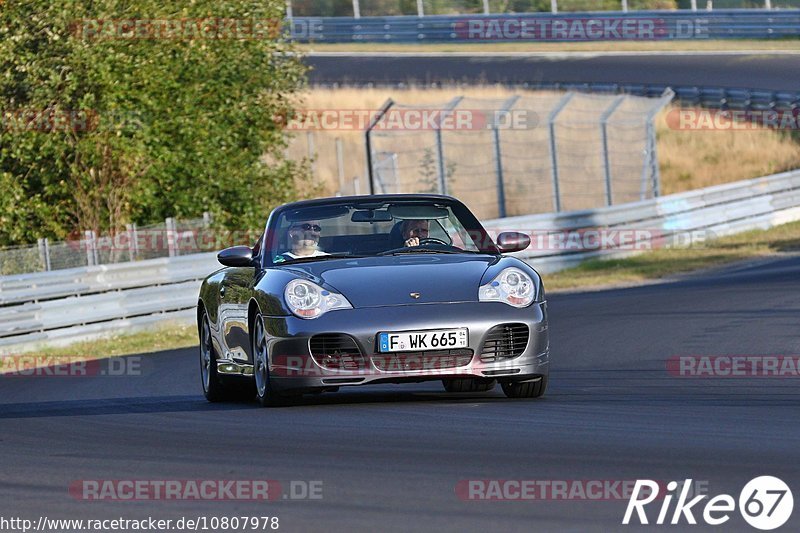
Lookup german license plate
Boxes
[378,328,468,353]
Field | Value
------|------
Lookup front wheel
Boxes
[501,376,548,399]
[252,313,292,407]
[200,311,229,402]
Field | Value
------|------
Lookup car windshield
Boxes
[265,200,497,264]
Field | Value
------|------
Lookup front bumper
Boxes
[257,301,549,392]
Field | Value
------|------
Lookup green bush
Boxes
[0,1,309,246]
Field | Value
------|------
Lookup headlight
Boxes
[284,279,352,319]
[478,267,536,308]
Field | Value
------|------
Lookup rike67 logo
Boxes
[623,477,793,530]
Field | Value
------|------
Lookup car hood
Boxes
[282,254,499,308]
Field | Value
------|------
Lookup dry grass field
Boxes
[287,87,800,212]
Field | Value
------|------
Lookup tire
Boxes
[200,311,230,402]
[501,376,548,399]
[252,313,293,407]
[442,378,496,393]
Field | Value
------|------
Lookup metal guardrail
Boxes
[290,10,800,43]
[2,168,800,353]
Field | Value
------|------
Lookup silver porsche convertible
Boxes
[197,194,549,406]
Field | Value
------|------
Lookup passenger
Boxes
[279,220,328,260]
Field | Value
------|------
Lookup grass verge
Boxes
[543,219,800,291]
[299,40,800,54]
[26,322,197,359]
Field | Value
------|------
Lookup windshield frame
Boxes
[260,195,500,268]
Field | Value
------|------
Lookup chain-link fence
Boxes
[0,214,225,276]
[289,90,673,221]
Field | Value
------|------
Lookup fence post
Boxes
[353,0,360,19]
[165,217,177,257]
[84,230,97,266]
[551,0,558,13]
[548,92,574,213]
[765,0,772,8]
[690,0,697,10]
[492,95,520,219]
[482,0,490,15]
[37,238,51,272]
[621,0,628,12]
[286,0,293,18]
[706,0,713,10]
[125,224,137,261]
[365,99,395,195]
[307,131,316,181]
[417,0,424,17]
[336,137,346,196]
[600,95,626,207]
[435,96,464,196]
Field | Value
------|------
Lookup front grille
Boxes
[372,348,473,372]
[480,324,529,362]
[309,334,367,370]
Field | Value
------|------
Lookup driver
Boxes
[401,219,430,247]
[278,220,329,260]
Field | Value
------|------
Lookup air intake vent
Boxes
[309,334,367,371]
[372,349,473,372]
[480,324,529,362]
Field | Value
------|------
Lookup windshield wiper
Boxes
[278,254,365,264]
[379,248,464,256]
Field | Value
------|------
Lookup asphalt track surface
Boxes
[305,52,800,91]
[1,256,799,532]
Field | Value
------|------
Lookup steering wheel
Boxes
[418,237,449,246]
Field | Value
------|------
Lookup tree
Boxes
[0,0,310,246]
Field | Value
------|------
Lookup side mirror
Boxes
[217,246,254,267]
[496,232,531,253]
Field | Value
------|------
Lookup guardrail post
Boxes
[621,0,628,12]
[336,137,345,196]
[551,0,558,13]
[706,0,713,10]
[690,0,697,10]
[548,92,574,213]
[765,0,772,8]
[600,95,626,207]
[482,0,490,15]
[353,0,360,19]
[286,0,293,19]
[417,0,424,17]
[37,238,51,272]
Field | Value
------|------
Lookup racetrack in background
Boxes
[305,52,800,91]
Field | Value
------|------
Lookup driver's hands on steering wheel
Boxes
[404,236,420,247]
